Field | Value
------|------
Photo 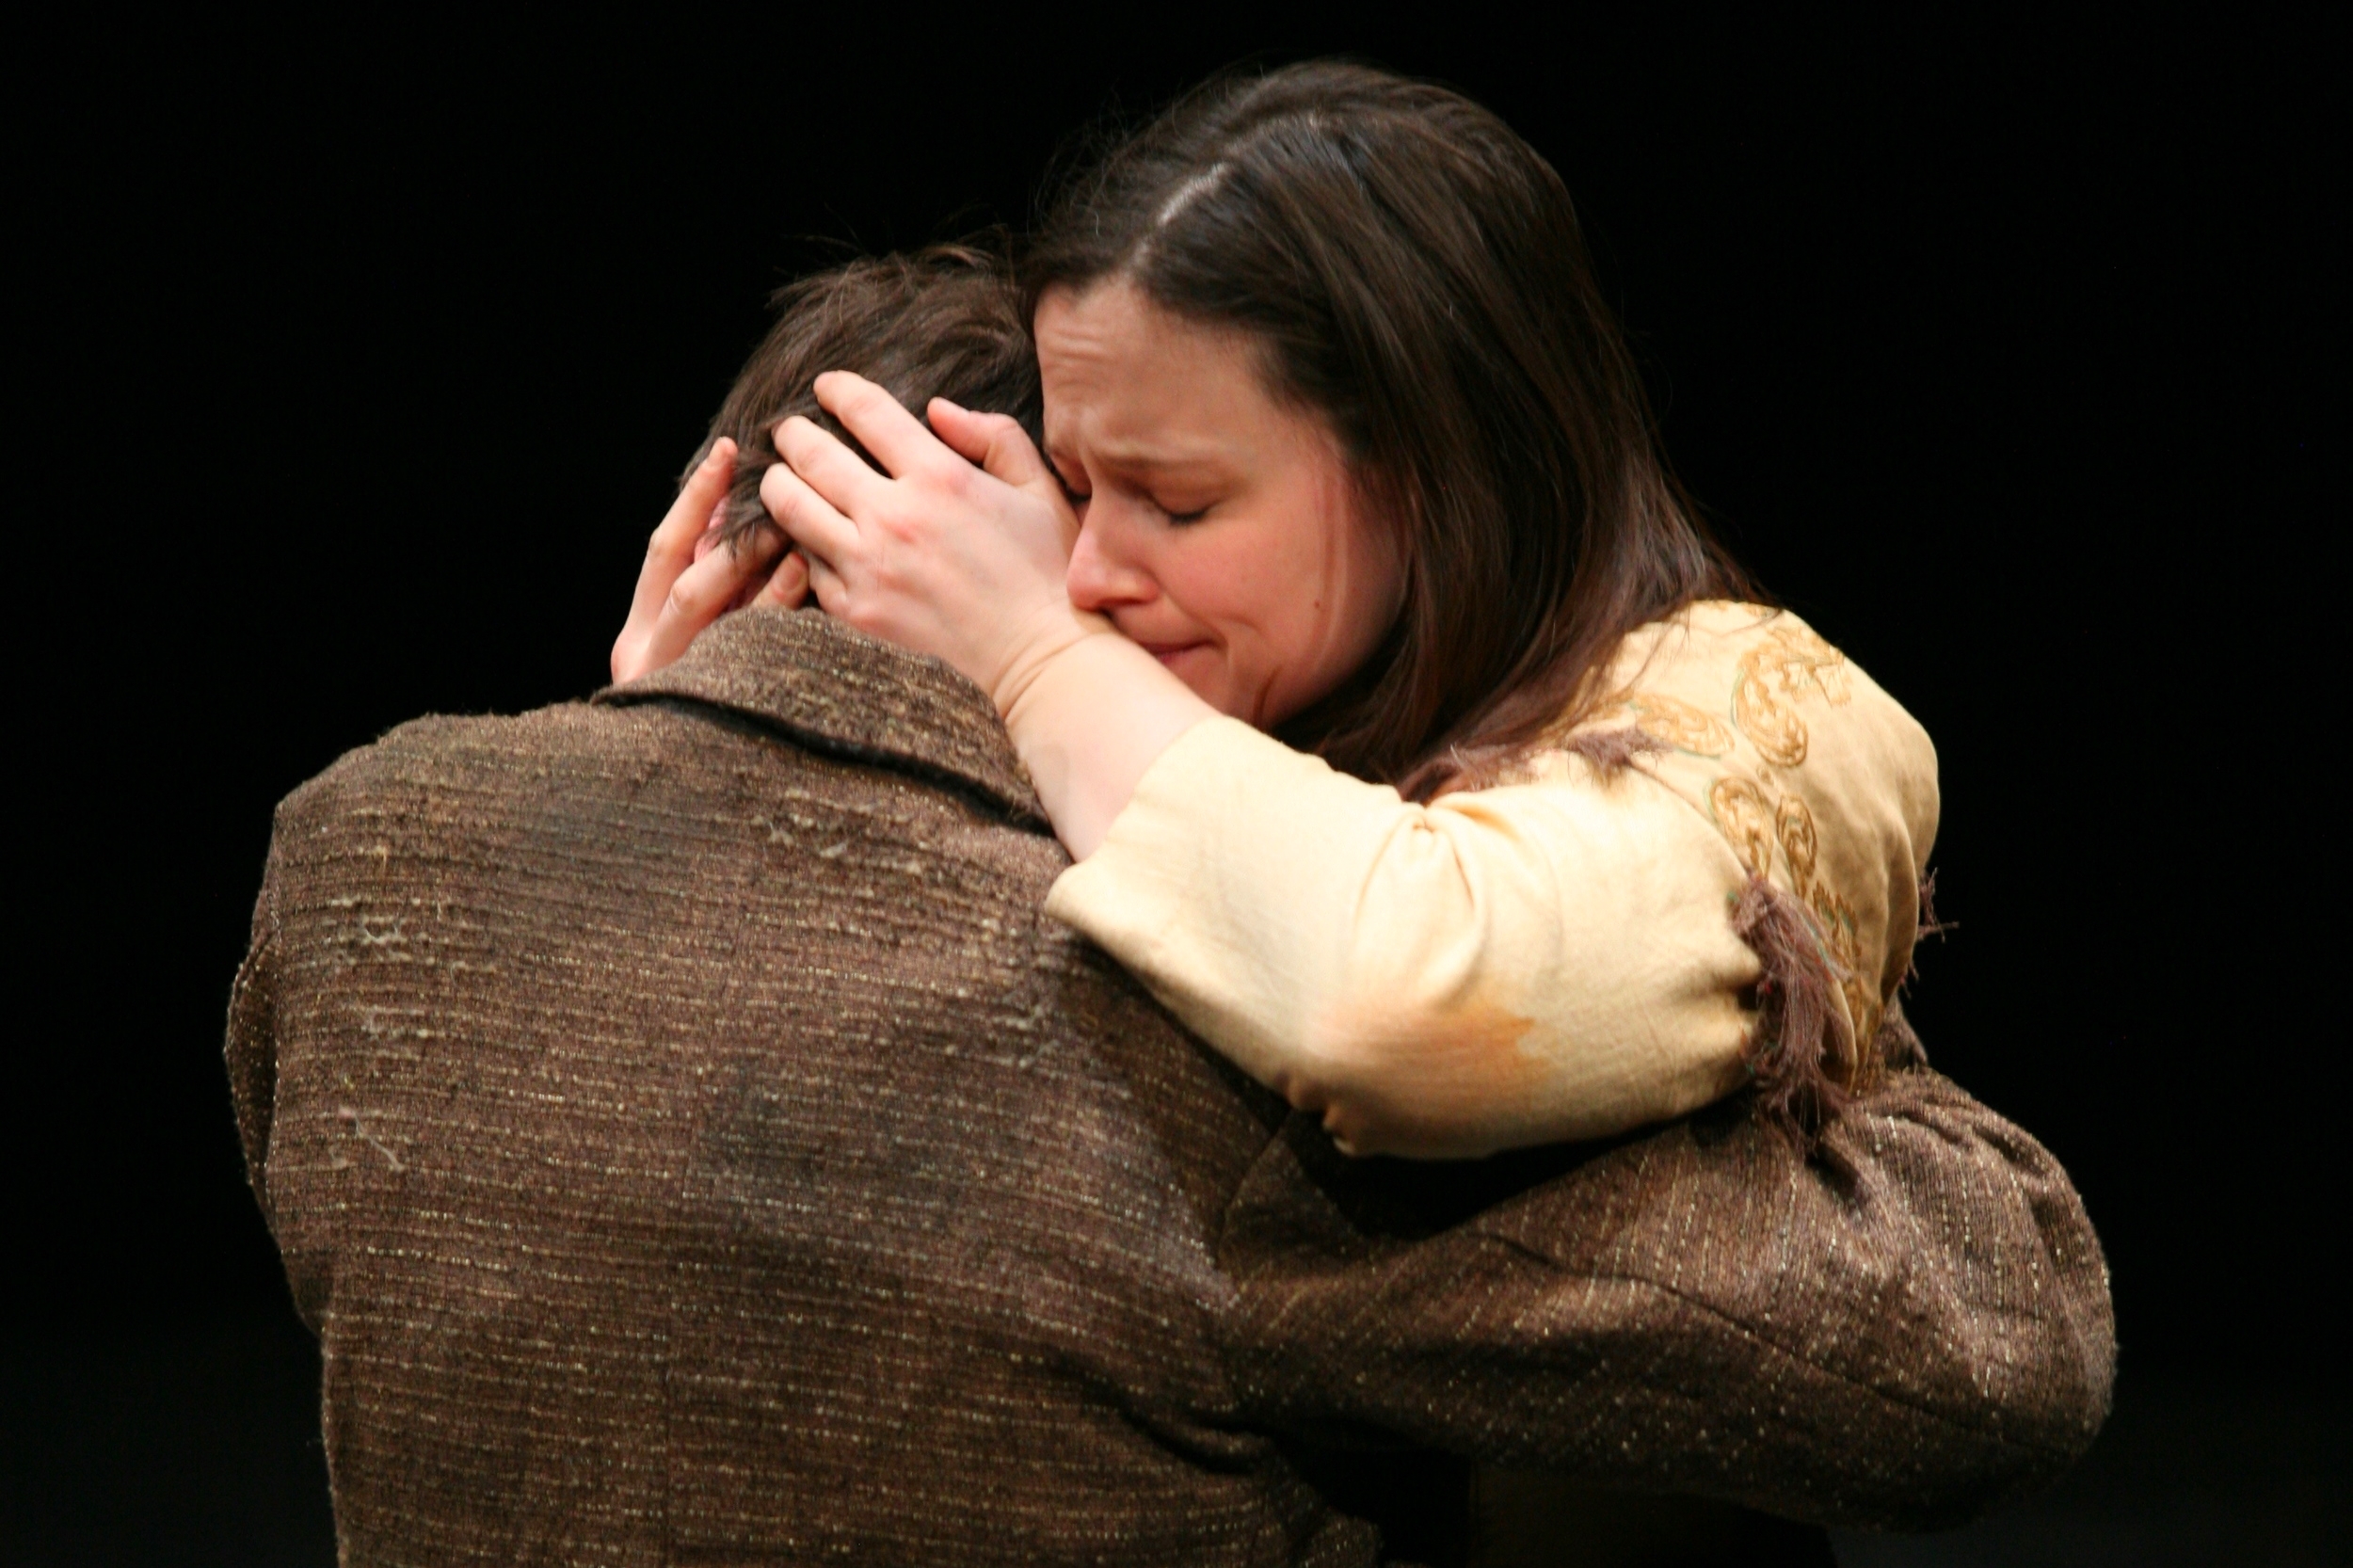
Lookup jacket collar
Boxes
[593,608,1047,829]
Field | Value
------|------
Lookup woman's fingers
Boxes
[750,549,811,610]
[773,414,891,520]
[929,400,1083,547]
[927,399,1053,490]
[649,443,736,598]
[813,371,951,478]
[801,550,850,616]
[615,439,736,680]
[632,440,735,616]
[927,401,1075,542]
[625,527,783,679]
[760,458,861,568]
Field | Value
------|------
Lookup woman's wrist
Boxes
[1000,625,1217,861]
[985,606,1116,721]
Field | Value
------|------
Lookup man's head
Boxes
[693,245,1041,555]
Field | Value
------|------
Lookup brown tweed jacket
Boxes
[226,608,2112,1566]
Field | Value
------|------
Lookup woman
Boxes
[615,61,1937,1160]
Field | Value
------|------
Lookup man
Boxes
[227,248,2112,1564]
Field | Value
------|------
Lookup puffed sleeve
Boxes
[1044,604,1937,1160]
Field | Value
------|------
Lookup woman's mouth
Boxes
[1135,640,1209,669]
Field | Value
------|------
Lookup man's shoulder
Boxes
[270,687,1067,904]
[265,695,841,890]
[601,610,1048,829]
[276,701,643,828]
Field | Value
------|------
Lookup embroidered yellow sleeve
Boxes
[1043,603,1938,1160]
[1577,604,1941,1062]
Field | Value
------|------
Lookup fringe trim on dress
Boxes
[1732,875,1855,1147]
[1561,726,1671,775]
[1734,876,1942,1148]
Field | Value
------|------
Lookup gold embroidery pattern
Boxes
[1774,794,1818,892]
[1617,694,1737,756]
[1731,626,1852,768]
[1709,742,1884,1073]
[1768,789,1881,1074]
[1809,889,1877,1058]
[1593,611,1893,1080]
[1706,776,1777,880]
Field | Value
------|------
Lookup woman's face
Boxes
[1035,280,1405,729]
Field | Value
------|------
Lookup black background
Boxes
[8,7,2340,1560]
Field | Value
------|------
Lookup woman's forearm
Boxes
[999,628,1218,860]
[1044,718,1760,1158]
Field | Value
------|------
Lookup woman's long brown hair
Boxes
[1024,61,1758,800]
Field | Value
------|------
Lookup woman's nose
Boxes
[1065,509,1157,612]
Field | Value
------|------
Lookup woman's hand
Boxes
[760,374,1094,713]
[763,373,1215,857]
[609,438,812,683]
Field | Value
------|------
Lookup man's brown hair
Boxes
[691,243,1041,555]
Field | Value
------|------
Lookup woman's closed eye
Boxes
[1048,460,1092,508]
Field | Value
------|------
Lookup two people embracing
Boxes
[231,61,2113,1566]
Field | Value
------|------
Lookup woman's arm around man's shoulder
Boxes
[1046,602,1944,1160]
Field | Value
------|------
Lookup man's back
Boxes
[231,608,1350,1562]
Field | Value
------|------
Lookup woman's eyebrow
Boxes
[1079,439,1234,477]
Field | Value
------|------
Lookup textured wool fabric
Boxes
[1045,603,1936,1159]
[227,607,2110,1566]
[1225,1062,2114,1535]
